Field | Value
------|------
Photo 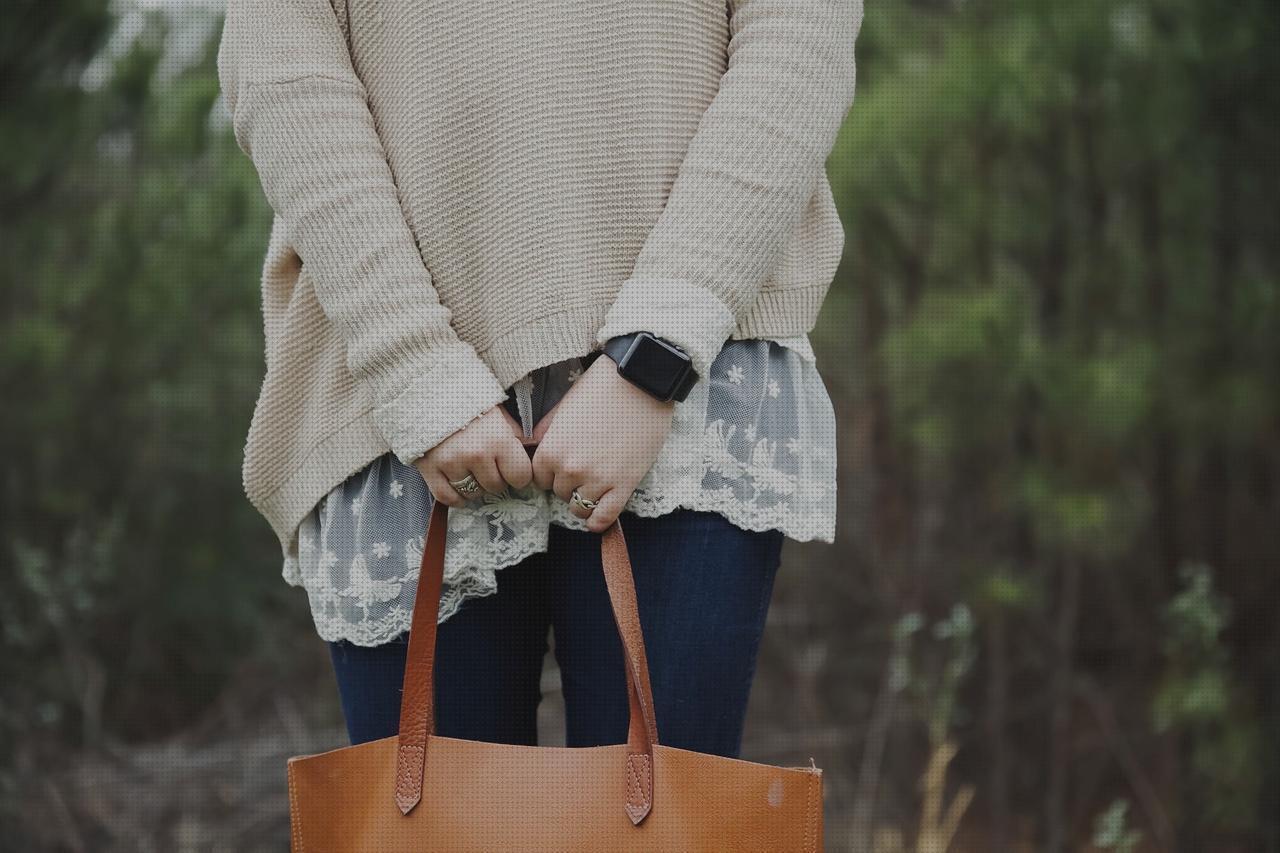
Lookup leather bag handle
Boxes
[393,410,659,826]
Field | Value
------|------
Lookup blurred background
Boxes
[2,0,1276,850]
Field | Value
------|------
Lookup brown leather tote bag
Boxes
[286,430,825,851]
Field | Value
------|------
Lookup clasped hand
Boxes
[413,355,674,533]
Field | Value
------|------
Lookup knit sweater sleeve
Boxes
[595,0,863,381]
[216,0,508,467]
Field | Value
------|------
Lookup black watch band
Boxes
[601,332,698,403]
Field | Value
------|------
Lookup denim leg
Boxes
[328,634,411,745]
[328,545,553,747]
[551,509,785,758]
[430,547,552,746]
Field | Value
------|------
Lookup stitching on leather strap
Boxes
[626,753,651,806]
[623,752,653,824]
[395,744,426,808]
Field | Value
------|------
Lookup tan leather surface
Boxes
[291,737,823,852]
[291,421,824,849]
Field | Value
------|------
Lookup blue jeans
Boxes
[327,508,784,759]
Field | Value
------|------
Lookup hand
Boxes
[531,354,675,532]
[413,404,533,507]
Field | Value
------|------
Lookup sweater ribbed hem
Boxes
[251,408,387,560]
[475,303,613,391]
[734,282,833,341]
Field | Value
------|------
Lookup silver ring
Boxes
[449,473,484,498]
[570,489,598,511]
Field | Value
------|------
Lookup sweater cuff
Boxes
[371,343,510,467]
[595,277,736,383]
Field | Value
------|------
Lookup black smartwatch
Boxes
[600,332,698,403]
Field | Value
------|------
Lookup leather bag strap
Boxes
[393,418,659,825]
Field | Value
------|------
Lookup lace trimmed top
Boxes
[284,337,837,646]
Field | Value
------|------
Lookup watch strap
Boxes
[602,333,638,366]
[669,357,697,402]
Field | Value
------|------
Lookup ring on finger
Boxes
[570,488,598,512]
[449,473,484,499]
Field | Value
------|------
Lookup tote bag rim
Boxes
[288,733,823,777]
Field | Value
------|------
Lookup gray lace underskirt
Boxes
[284,336,837,645]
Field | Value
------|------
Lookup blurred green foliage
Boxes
[2,0,1276,849]
[817,0,1278,848]
[1,2,285,756]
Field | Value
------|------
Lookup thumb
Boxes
[530,397,564,445]
[495,402,526,439]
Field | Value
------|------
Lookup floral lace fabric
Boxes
[284,337,838,646]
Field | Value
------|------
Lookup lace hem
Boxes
[287,337,837,646]
[286,479,835,646]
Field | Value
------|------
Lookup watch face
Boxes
[621,334,690,400]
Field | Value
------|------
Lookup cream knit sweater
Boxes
[216,0,862,561]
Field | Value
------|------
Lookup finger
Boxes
[531,397,565,444]
[565,484,599,520]
[420,466,464,507]
[437,454,484,501]
[531,446,557,492]
[471,456,507,495]
[438,457,474,485]
[585,488,628,533]
[494,404,525,440]
[496,438,534,490]
[439,463,485,502]
[551,468,582,505]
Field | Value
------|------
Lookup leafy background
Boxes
[2,0,1275,850]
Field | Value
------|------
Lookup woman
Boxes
[216,0,862,755]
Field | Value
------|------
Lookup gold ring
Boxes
[449,473,484,498]
[570,489,598,511]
